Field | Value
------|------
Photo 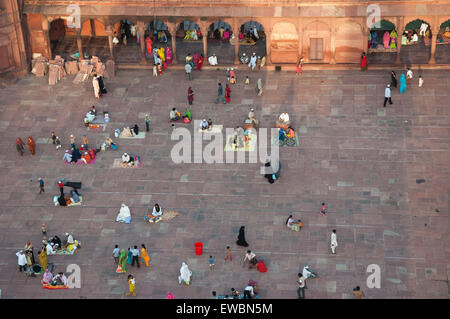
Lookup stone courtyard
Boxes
[0,66,449,299]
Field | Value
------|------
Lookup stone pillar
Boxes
[200,23,208,58]
[363,26,369,56]
[330,21,336,64]
[428,27,438,64]
[233,21,240,64]
[137,21,146,64]
[90,19,96,37]
[41,16,52,59]
[265,31,271,65]
[76,28,83,61]
[106,24,114,59]
[168,23,177,64]
[395,17,404,65]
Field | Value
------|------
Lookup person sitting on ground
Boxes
[84,110,95,124]
[286,215,296,229]
[240,53,249,64]
[42,269,53,285]
[51,272,68,286]
[200,119,208,130]
[279,112,290,123]
[62,232,74,249]
[208,53,218,66]
[46,241,56,255]
[243,250,257,269]
[191,29,198,41]
[170,108,181,121]
[132,124,139,136]
[122,153,134,164]
[51,236,62,249]
[229,68,236,84]
[247,108,258,126]
[57,194,67,206]
[184,30,191,40]
[120,127,133,138]
[70,148,82,163]
[244,285,255,299]
[411,31,419,43]
[231,288,240,299]
[183,108,192,122]
[207,119,213,130]
[70,189,82,203]
[91,105,97,116]
[62,150,72,162]
[152,203,163,217]
[286,126,296,138]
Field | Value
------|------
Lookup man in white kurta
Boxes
[248,53,257,70]
[331,229,338,254]
[92,76,100,98]
[208,54,218,66]
[279,112,290,123]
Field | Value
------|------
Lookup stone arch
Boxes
[81,19,107,37]
[404,18,432,31]
[439,19,450,30]
[238,20,267,58]
[302,20,330,63]
[335,20,365,63]
[270,21,299,63]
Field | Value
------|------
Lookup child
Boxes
[125,274,136,296]
[320,202,327,215]
[153,65,157,77]
[209,255,215,271]
[55,136,61,149]
[224,246,232,262]
[245,76,250,85]
[157,63,162,76]
[418,75,423,87]
[41,223,47,236]
[51,132,56,144]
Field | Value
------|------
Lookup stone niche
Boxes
[270,21,299,63]
[302,20,331,63]
[335,21,364,63]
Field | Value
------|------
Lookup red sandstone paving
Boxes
[0,67,449,299]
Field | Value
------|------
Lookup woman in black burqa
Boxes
[236,226,249,247]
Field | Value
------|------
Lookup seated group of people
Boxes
[286,215,303,232]
[200,119,213,131]
[84,105,109,125]
[170,107,192,123]
[121,153,136,164]
[101,137,117,151]
[228,126,251,149]
[238,27,260,43]
[210,28,231,41]
[45,233,77,254]
[119,124,140,138]
[62,147,96,164]
[42,269,68,287]
[54,189,82,207]
[145,203,163,223]
[183,29,203,41]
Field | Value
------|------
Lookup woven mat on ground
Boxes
[91,115,108,124]
[119,132,146,139]
[161,209,179,221]
[239,40,257,46]
[112,155,141,168]
[42,284,68,290]
[198,125,223,134]
[170,118,191,124]
[271,135,300,147]
[87,124,106,132]
[224,133,257,151]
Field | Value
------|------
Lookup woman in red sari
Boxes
[16,137,25,156]
[187,87,194,105]
[27,136,36,155]
[360,52,367,71]
[225,84,231,103]
[197,54,204,71]
[145,36,152,56]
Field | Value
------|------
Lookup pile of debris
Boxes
[31,53,115,85]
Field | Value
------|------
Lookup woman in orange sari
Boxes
[27,136,36,155]
[140,244,150,267]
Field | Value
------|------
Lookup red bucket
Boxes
[194,242,203,255]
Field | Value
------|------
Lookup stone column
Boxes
[137,21,146,64]
[363,26,369,55]
[106,24,114,59]
[41,16,52,59]
[428,26,438,64]
[76,28,83,61]
[200,23,208,59]
[330,20,336,64]
[265,31,271,65]
[233,21,240,64]
[90,19,96,37]
[395,17,404,65]
[168,23,177,64]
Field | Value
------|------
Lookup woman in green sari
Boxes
[116,249,127,273]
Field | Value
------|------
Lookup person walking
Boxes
[16,250,27,272]
[38,178,45,194]
[399,73,407,93]
[116,249,127,273]
[131,245,140,268]
[224,246,232,262]
[188,87,194,105]
[360,52,367,71]
[113,244,120,264]
[16,137,25,156]
[209,255,215,271]
[27,136,36,155]
[145,114,151,132]
[215,82,226,104]
[256,78,263,96]
[418,75,424,87]
[140,244,150,268]
[125,274,136,296]
[92,75,100,98]
[225,84,231,103]
[320,202,327,215]
[390,71,397,88]
[384,84,393,107]
[330,229,338,254]
[185,63,192,81]
[38,248,47,270]
[57,180,64,196]
[297,273,306,299]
